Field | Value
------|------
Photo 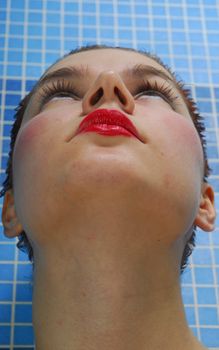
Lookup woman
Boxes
[1,44,216,350]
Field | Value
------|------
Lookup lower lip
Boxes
[76,124,137,138]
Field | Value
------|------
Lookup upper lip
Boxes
[75,109,143,142]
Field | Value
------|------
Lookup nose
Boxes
[81,70,135,116]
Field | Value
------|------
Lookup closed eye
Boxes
[38,80,80,107]
[134,80,179,110]
[37,78,179,113]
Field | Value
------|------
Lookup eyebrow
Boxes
[37,64,176,88]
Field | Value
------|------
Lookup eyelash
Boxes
[135,80,178,108]
[39,80,80,106]
[38,79,178,109]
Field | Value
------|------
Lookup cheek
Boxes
[159,112,204,167]
[176,117,202,156]
[12,115,51,227]
[13,107,74,189]
[13,107,68,160]
[12,113,58,196]
[14,114,50,156]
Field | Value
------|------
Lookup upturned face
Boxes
[12,48,205,256]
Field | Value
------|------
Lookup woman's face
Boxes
[12,48,204,254]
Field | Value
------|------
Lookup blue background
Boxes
[0,0,219,349]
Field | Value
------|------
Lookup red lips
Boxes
[75,109,142,141]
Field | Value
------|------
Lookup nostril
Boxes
[114,87,127,105]
[90,87,104,105]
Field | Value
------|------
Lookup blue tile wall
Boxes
[0,1,219,349]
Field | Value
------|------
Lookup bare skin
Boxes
[2,48,216,350]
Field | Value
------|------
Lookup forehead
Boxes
[45,48,173,79]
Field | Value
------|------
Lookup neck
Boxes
[32,250,206,350]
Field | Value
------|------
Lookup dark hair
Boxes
[0,44,212,275]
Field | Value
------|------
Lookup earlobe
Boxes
[194,182,216,232]
[1,189,24,238]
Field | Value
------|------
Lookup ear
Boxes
[194,182,216,232]
[1,189,24,238]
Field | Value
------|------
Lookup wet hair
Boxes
[0,44,212,275]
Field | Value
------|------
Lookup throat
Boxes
[31,256,203,350]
